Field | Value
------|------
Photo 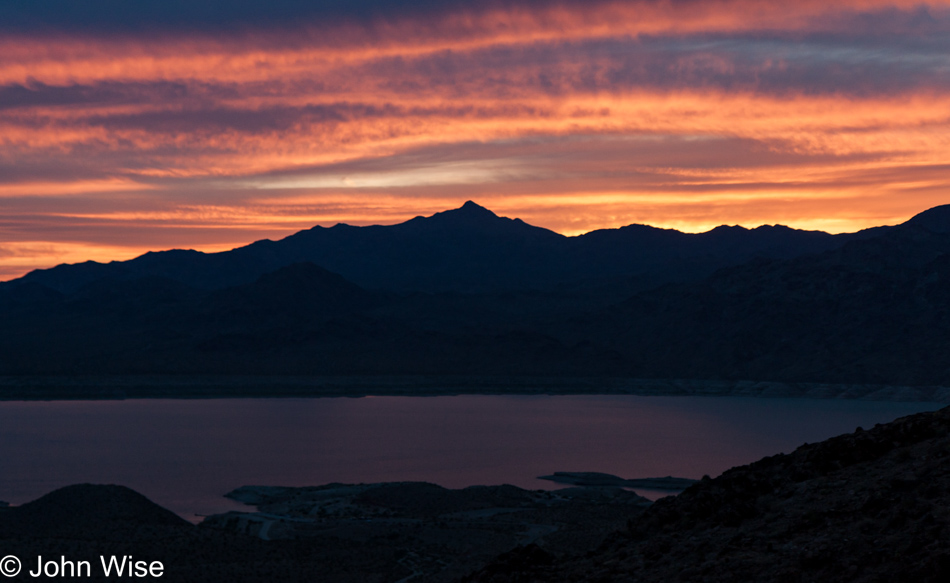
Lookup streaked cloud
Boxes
[2,0,950,278]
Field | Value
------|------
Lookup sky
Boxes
[2,0,950,280]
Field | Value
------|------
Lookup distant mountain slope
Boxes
[2,201,873,295]
[0,204,948,385]
[571,205,950,384]
[0,261,624,376]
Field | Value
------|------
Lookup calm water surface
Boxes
[0,395,941,518]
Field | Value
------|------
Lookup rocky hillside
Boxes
[466,405,950,582]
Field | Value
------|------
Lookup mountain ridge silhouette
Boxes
[2,200,886,295]
[1,203,948,385]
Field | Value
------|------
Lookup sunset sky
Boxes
[2,0,950,280]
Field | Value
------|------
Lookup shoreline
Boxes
[1,375,948,402]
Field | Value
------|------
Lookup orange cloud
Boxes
[1,0,948,88]
[2,0,950,279]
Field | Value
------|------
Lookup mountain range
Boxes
[1,202,948,386]
[4,201,880,296]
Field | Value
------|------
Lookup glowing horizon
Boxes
[2,0,950,280]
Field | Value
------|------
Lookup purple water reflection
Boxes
[0,395,940,519]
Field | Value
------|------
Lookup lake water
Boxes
[0,395,941,519]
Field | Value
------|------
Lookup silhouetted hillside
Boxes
[0,484,188,540]
[0,204,948,385]
[203,262,379,323]
[2,201,869,296]
[466,405,950,583]
[572,206,950,385]
[0,258,622,375]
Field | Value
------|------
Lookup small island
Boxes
[537,472,698,491]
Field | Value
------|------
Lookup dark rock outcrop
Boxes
[466,406,950,582]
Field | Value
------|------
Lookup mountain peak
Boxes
[409,200,503,227]
[461,200,483,209]
[906,204,950,233]
[453,200,498,218]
